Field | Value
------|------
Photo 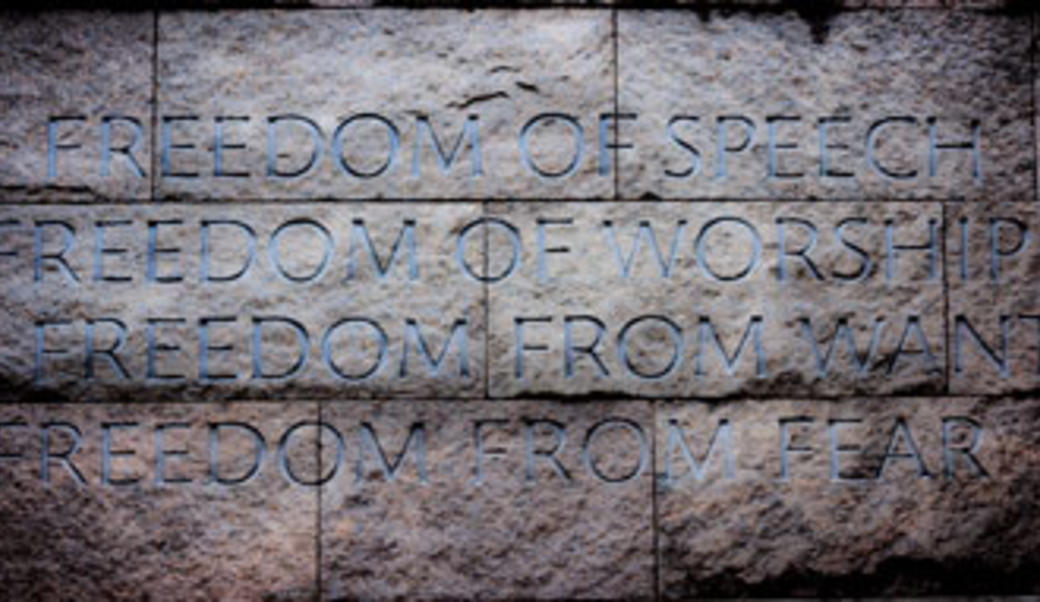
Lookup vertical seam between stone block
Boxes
[1032,10,1037,206]
[651,400,661,602]
[316,400,324,602]
[151,9,159,202]
[942,201,950,396]
[483,199,490,399]
[612,7,620,202]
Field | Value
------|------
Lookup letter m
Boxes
[346,219,418,281]
[401,318,470,378]
[413,115,483,177]
[663,418,734,485]
[357,422,428,484]
[695,316,767,377]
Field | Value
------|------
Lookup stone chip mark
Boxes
[448,91,511,110]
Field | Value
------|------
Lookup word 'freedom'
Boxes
[47,113,983,182]
[0,413,989,488]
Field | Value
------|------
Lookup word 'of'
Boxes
[13,213,1027,286]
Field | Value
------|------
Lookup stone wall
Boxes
[0,2,1038,599]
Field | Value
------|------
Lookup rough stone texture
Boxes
[157,10,613,200]
[0,202,484,401]
[0,12,153,201]
[618,10,1033,201]
[320,400,654,599]
[152,1,1024,6]
[154,1,1026,6]
[947,202,1040,395]
[0,402,319,600]
[844,1,1016,6]
[487,201,945,398]
[657,397,1040,597]
[651,1,1020,5]
[2,4,1039,600]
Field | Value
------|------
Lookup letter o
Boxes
[583,418,649,484]
[518,113,584,179]
[322,317,388,381]
[456,217,522,283]
[617,315,684,380]
[278,421,344,486]
[694,217,762,282]
[269,219,333,283]
[333,113,400,178]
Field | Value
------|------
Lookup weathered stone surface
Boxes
[844,1,1012,6]
[0,402,319,600]
[947,202,1040,395]
[3,4,1040,599]
[618,10,1033,201]
[0,202,484,401]
[0,12,153,201]
[643,1,1014,5]
[157,10,613,200]
[486,201,945,398]
[155,1,1017,6]
[657,397,1040,596]
[320,400,654,599]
